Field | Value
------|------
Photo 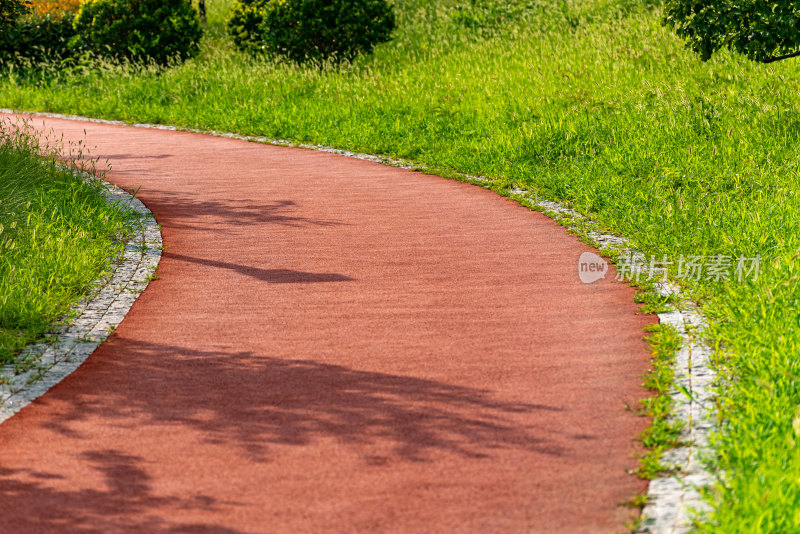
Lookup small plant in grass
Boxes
[634,289,679,315]
[227,0,395,64]
[70,0,203,65]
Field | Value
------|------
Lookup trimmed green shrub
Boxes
[664,0,800,63]
[228,0,395,65]
[0,12,76,66]
[71,0,203,65]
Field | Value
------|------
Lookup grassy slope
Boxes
[0,123,132,364]
[2,0,800,530]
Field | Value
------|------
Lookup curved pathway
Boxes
[0,114,654,533]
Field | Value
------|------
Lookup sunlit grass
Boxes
[0,121,133,364]
[1,0,799,529]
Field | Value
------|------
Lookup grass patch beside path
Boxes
[2,0,800,530]
[0,121,133,364]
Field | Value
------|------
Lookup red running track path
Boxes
[0,114,654,533]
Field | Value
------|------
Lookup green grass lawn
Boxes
[0,122,133,365]
[2,0,800,530]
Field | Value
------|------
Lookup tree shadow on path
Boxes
[127,188,345,232]
[40,337,565,463]
[163,252,355,284]
[0,453,246,534]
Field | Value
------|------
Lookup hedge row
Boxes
[0,0,202,66]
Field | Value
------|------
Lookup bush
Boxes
[664,0,800,63]
[71,0,203,65]
[227,0,266,55]
[0,0,30,26]
[228,0,395,65]
[0,12,76,66]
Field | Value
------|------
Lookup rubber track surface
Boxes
[0,115,654,533]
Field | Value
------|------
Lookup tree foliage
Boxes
[664,0,800,63]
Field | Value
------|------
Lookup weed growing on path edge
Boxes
[639,323,684,479]
[0,119,135,367]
